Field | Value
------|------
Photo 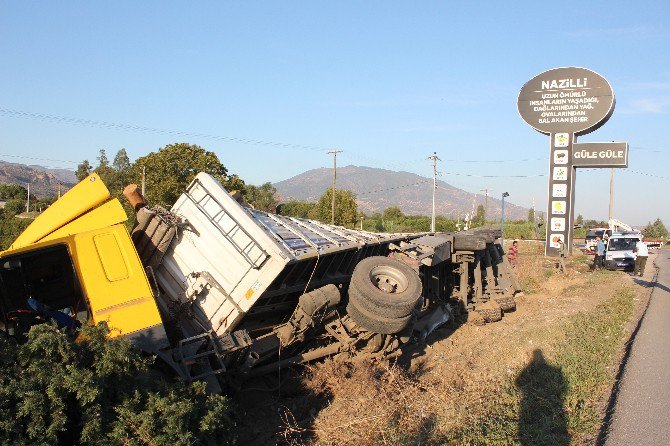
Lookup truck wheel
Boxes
[348,256,422,319]
[494,296,516,312]
[475,303,502,323]
[346,301,413,335]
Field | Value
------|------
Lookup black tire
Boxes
[346,301,413,334]
[348,256,422,319]
[476,307,502,323]
[453,234,487,251]
[494,296,516,312]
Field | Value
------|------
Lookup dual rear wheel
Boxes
[346,256,422,335]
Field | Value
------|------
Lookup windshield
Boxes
[608,238,638,251]
[586,230,605,240]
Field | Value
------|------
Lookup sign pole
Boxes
[546,132,576,256]
[517,66,626,258]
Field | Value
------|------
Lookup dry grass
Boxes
[289,287,636,446]
[274,245,646,446]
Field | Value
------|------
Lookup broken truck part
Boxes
[0,172,521,392]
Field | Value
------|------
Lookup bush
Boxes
[4,199,25,215]
[0,211,31,249]
[0,323,236,445]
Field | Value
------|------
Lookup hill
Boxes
[274,165,529,220]
[0,161,74,197]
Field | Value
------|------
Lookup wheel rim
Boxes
[368,265,408,294]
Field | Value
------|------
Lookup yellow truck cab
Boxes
[0,174,168,352]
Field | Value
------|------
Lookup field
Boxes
[236,242,655,446]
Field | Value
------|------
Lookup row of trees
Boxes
[76,144,246,208]
[19,142,667,241]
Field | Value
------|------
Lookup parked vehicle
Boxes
[584,228,606,253]
[604,232,642,270]
[0,173,521,392]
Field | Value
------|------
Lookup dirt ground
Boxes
[235,242,656,446]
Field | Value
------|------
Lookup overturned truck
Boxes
[0,173,520,392]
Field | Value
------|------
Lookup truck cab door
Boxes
[71,224,169,350]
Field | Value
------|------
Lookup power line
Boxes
[0,106,329,153]
[0,153,79,165]
[2,106,668,167]
[442,171,547,178]
[624,169,669,181]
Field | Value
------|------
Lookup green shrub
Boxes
[0,323,236,445]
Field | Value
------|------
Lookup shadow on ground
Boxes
[634,278,669,293]
[516,349,570,446]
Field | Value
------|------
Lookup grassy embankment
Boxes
[287,243,639,446]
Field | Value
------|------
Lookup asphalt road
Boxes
[604,251,670,446]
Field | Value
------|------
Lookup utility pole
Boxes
[608,168,614,222]
[326,150,342,224]
[480,188,489,223]
[26,183,30,213]
[532,197,535,221]
[501,192,509,248]
[428,152,441,232]
[141,166,146,197]
[58,182,61,199]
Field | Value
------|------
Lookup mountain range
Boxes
[0,161,75,197]
[0,161,528,221]
[274,165,528,220]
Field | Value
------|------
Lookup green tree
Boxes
[314,189,358,227]
[382,206,404,221]
[0,209,31,249]
[527,208,535,223]
[76,160,92,182]
[97,149,110,168]
[472,204,486,227]
[226,173,246,193]
[277,200,317,219]
[643,218,669,239]
[0,184,28,200]
[0,323,235,445]
[112,148,132,186]
[132,143,245,207]
[4,199,25,215]
[246,182,278,212]
[575,214,584,225]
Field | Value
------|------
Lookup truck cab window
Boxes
[0,245,88,339]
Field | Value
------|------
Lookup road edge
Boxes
[595,253,661,446]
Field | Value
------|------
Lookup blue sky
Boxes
[1,1,668,226]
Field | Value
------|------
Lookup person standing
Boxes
[508,240,519,268]
[633,238,649,277]
[591,236,605,271]
[556,238,569,273]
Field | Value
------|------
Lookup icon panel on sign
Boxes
[551,217,566,231]
[552,184,567,197]
[554,149,568,165]
[552,200,566,215]
[550,233,565,249]
[553,167,568,181]
[554,133,569,147]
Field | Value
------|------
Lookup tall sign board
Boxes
[517,67,628,256]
